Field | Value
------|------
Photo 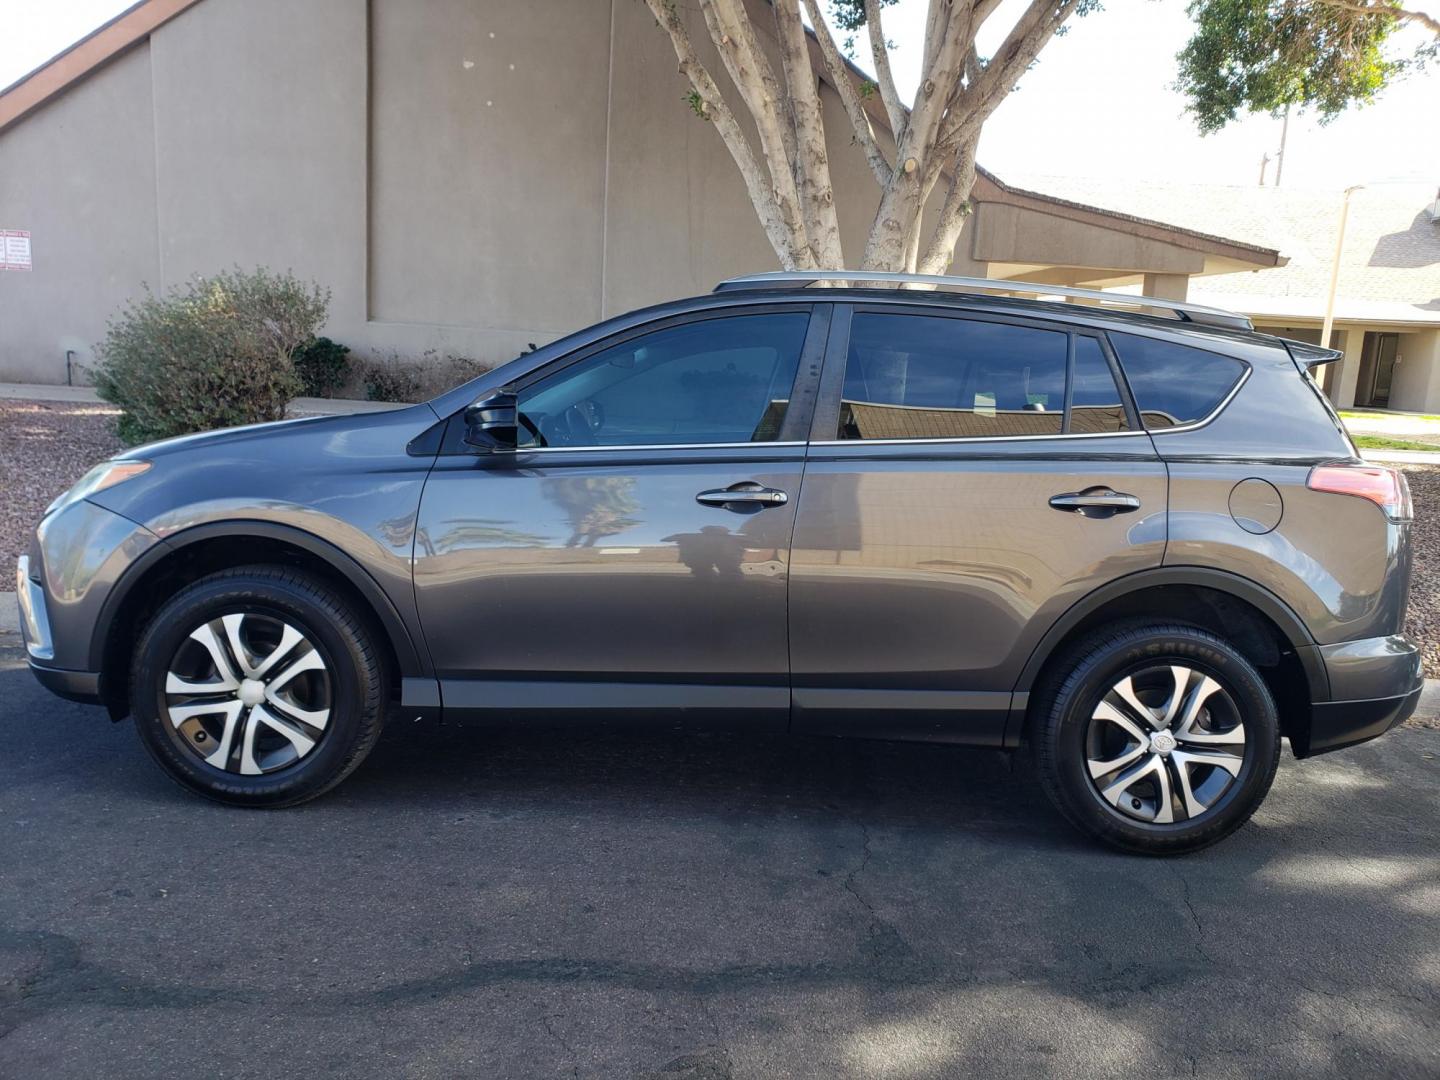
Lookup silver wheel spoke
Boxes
[251,624,304,681]
[1169,756,1207,820]
[268,649,325,694]
[168,698,242,727]
[201,702,245,769]
[264,689,330,731]
[255,704,317,759]
[1092,700,1151,745]
[1101,754,1163,814]
[1158,665,1192,730]
[221,614,256,678]
[187,622,241,690]
[166,673,233,695]
[1176,675,1224,736]
[1171,747,1243,778]
[1088,741,1147,779]
[239,706,264,775]
[1112,676,1164,731]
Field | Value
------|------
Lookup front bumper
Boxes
[1296,634,1425,757]
[27,660,104,705]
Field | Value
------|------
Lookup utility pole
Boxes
[1321,185,1363,350]
[1258,152,1270,186]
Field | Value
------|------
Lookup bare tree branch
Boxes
[642,0,811,268]
[699,0,813,265]
[918,130,981,274]
[773,0,845,266]
[865,0,908,140]
[1314,0,1440,36]
[800,0,893,186]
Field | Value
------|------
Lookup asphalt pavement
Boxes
[2,643,1437,1079]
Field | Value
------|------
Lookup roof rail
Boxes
[713,270,1254,331]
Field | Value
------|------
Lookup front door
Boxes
[413,306,825,722]
[788,306,1168,745]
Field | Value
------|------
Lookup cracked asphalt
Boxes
[2,644,1438,1079]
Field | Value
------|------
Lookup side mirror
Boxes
[463,390,519,451]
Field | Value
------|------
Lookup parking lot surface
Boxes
[1,647,1437,1079]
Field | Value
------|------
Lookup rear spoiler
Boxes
[1281,339,1343,368]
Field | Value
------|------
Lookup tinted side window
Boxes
[517,313,808,448]
[1069,335,1131,433]
[838,314,1067,440]
[1108,332,1245,429]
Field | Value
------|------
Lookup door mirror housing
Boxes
[463,390,519,451]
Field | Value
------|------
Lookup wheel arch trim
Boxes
[90,520,428,679]
[1011,566,1328,702]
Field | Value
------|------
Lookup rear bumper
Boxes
[1297,634,1424,757]
[1299,686,1422,758]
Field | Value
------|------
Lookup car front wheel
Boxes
[1031,622,1281,855]
[130,565,386,807]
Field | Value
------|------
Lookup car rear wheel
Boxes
[1031,622,1281,855]
[131,566,386,807]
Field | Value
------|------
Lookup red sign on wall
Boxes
[2,230,32,271]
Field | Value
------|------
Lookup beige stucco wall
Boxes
[1387,330,1440,413]
[0,46,160,383]
[0,0,1263,385]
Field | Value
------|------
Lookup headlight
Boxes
[45,459,152,517]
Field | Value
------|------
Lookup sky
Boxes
[2,0,1436,191]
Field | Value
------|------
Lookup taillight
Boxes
[1307,463,1412,520]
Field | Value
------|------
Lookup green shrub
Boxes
[93,268,329,445]
[358,351,490,404]
[293,336,351,398]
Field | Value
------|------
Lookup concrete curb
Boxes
[0,592,17,634]
[0,382,406,416]
[1361,449,1440,465]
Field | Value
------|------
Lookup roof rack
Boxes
[713,270,1254,332]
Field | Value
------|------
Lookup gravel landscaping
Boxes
[1402,466,1440,678]
[4,397,1440,679]
[1,399,122,563]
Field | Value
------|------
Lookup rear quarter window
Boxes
[1108,332,1246,429]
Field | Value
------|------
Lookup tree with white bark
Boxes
[643,0,1100,274]
[644,0,1435,276]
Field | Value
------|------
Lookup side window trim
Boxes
[1094,330,1144,433]
[810,305,1139,445]
[493,303,820,452]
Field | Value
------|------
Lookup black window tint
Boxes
[517,313,807,447]
[1069,336,1131,433]
[1108,332,1245,429]
[838,314,1067,440]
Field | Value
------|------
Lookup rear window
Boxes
[1108,332,1245,429]
[837,314,1132,440]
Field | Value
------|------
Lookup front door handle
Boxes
[1049,489,1141,517]
[696,482,789,509]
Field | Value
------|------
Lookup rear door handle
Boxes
[1049,489,1141,516]
[696,482,789,509]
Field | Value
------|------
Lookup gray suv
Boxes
[17,271,1422,854]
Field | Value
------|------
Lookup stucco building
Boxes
[0,0,1285,386]
[1011,176,1440,413]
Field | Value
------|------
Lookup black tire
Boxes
[1030,622,1281,855]
[130,565,387,807]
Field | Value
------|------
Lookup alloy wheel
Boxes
[163,612,332,775]
[1084,663,1247,825]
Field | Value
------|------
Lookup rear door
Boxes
[788,305,1168,745]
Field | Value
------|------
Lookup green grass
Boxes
[1350,434,1440,452]
[1341,410,1440,424]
